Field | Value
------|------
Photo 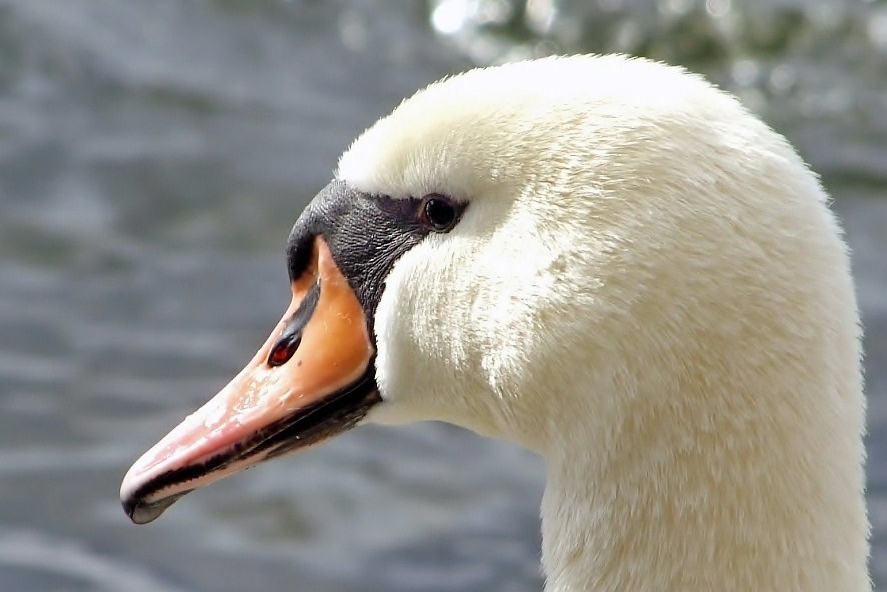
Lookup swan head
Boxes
[120,54,867,590]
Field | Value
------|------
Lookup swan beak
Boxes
[120,237,379,525]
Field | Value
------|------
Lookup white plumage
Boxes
[338,55,869,592]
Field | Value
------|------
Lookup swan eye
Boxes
[419,195,460,232]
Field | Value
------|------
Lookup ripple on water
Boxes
[0,529,189,592]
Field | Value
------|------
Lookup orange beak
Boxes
[120,237,378,524]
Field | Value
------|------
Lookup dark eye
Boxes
[419,195,461,232]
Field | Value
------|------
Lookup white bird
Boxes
[121,55,870,592]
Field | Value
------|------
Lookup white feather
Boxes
[340,55,868,592]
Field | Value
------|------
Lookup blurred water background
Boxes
[0,1,885,590]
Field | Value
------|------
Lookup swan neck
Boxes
[537,382,870,592]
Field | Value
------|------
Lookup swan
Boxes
[120,55,870,591]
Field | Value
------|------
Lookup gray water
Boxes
[0,1,885,590]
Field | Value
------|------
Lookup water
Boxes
[0,1,884,590]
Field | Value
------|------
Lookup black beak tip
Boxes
[122,492,184,525]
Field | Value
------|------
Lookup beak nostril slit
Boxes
[268,333,302,367]
[267,281,321,368]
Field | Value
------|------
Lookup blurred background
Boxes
[0,0,884,590]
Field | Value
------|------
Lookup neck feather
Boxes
[537,376,869,592]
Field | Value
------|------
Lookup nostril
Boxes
[268,332,302,367]
[267,281,321,368]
